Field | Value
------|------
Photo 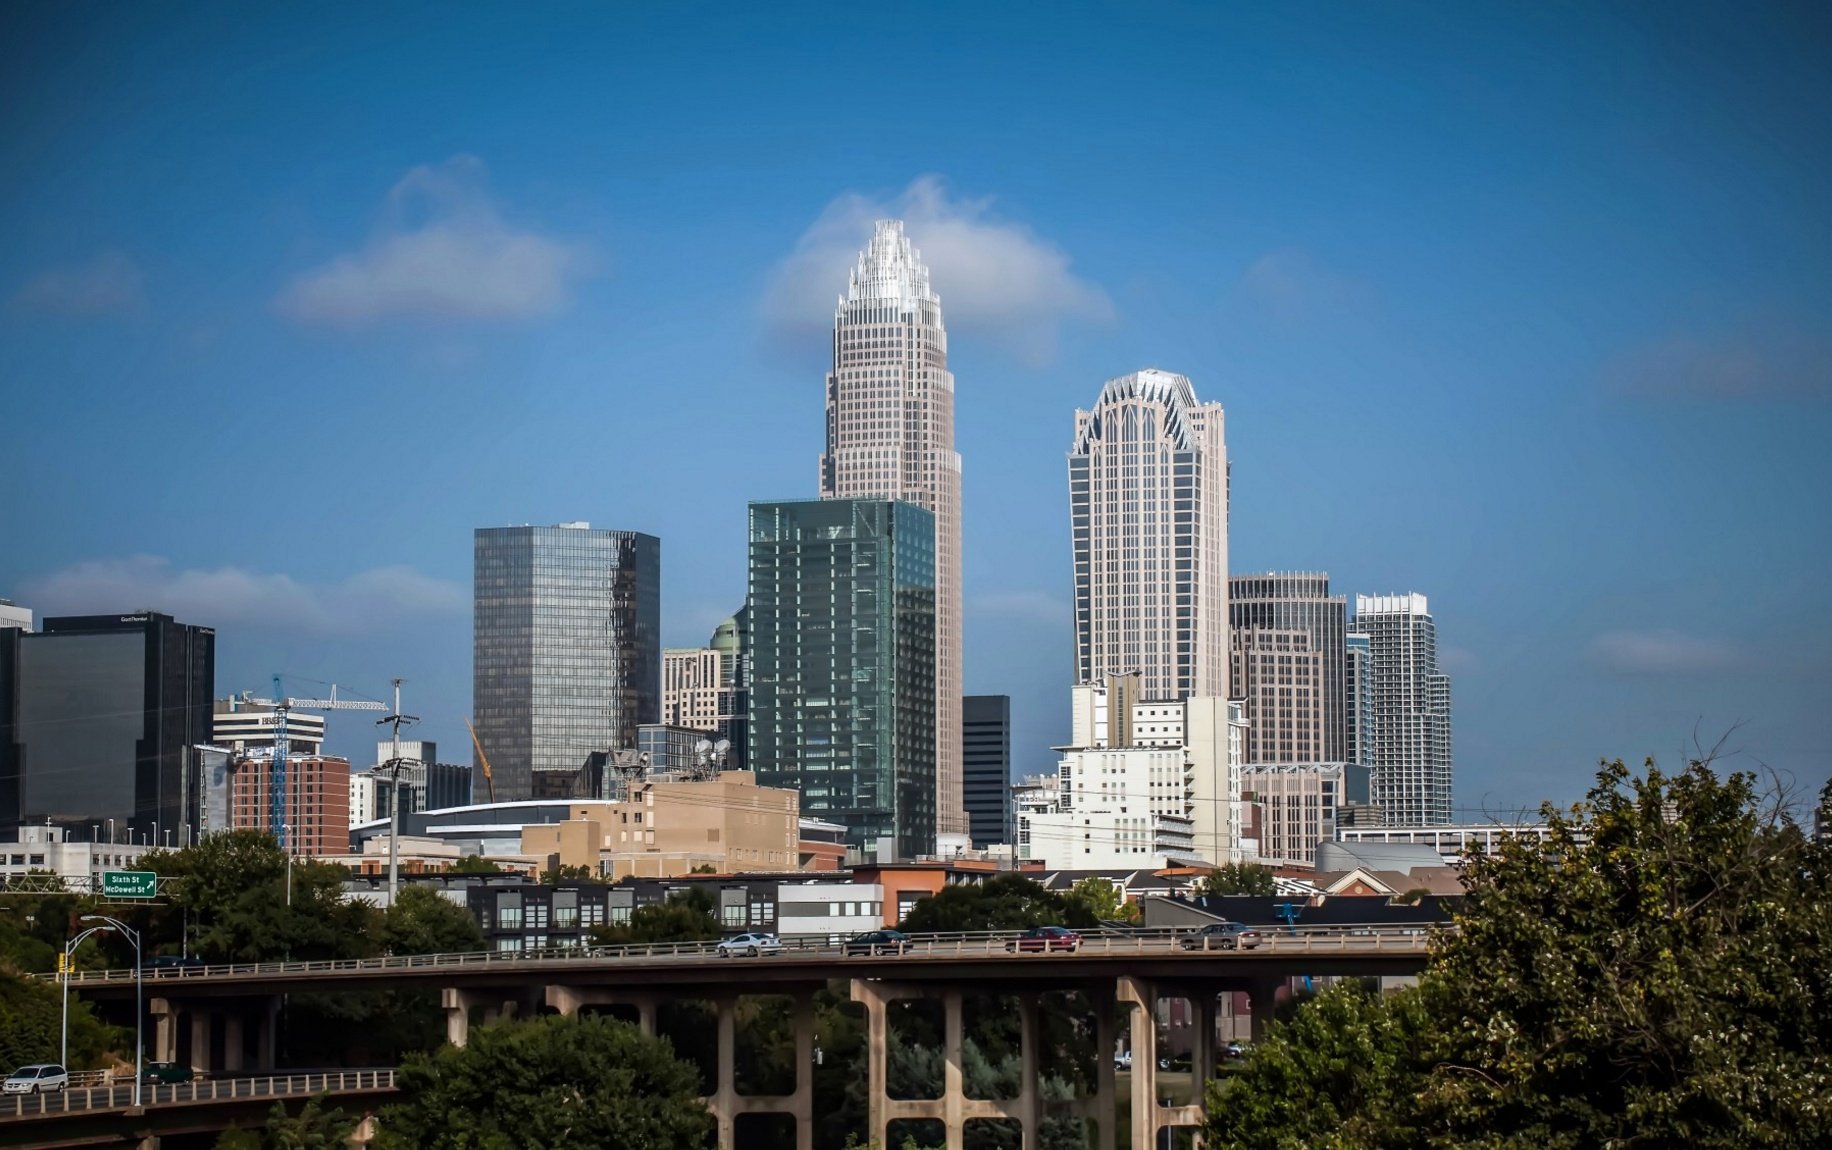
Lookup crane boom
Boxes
[465,716,497,804]
[242,677,387,850]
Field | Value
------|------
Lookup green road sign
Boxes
[101,870,157,898]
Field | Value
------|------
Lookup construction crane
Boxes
[465,717,497,803]
[240,674,386,851]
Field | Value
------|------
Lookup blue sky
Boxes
[4,2,1829,815]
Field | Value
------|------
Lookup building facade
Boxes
[818,220,964,839]
[1,612,214,844]
[0,600,32,631]
[0,825,149,890]
[961,695,1011,849]
[1345,632,1374,768]
[473,523,661,801]
[211,700,326,756]
[1353,594,1453,825]
[1239,762,1371,864]
[1070,369,1229,701]
[747,499,937,860]
[229,753,351,857]
[662,647,722,731]
[1229,573,1348,763]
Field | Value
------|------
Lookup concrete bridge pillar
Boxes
[149,998,178,1064]
[223,1011,245,1074]
[1017,995,1041,1150]
[941,989,966,1150]
[1117,977,1160,1150]
[542,986,659,1035]
[710,996,738,1149]
[790,992,816,1150]
[1247,978,1283,1044]
[257,998,279,1072]
[851,980,895,1148]
[189,1009,214,1075]
[1089,985,1118,1150]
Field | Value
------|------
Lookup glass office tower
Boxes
[962,694,1012,849]
[473,524,661,801]
[747,499,936,859]
[0,612,215,843]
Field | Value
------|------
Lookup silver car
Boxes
[716,932,783,958]
[3,1065,69,1094]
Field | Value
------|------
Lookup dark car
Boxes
[1178,922,1262,951]
[141,1062,194,1084]
[843,930,911,956]
[1007,925,1082,953]
[143,954,207,971]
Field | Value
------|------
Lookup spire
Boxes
[839,219,937,312]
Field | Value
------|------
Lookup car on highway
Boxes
[1007,925,1082,953]
[715,932,783,958]
[143,954,208,971]
[843,929,911,956]
[3,1064,69,1094]
[141,1061,195,1084]
[1177,921,1262,951]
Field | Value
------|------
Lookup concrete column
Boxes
[791,993,817,1150]
[189,1009,214,1075]
[257,999,278,1071]
[134,1136,160,1150]
[545,985,582,1017]
[441,988,472,1048]
[1192,991,1218,1142]
[636,998,657,1038]
[712,997,738,1150]
[1091,988,1118,1150]
[149,999,178,1064]
[1017,996,1041,1150]
[1117,977,1159,1150]
[851,980,893,1149]
[942,989,966,1150]
[223,1012,245,1074]
[1247,979,1282,1045]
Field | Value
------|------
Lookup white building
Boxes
[350,772,377,827]
[0,599,32,631]
[1070,369,1229,701]
[212,699,326,756]
[820,219,965,839]
[1,826,150,890]
[1353,593,1453,825]
[1337,822,1555,863]
[662,647,723,731]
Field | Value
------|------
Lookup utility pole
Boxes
[377,679,418,908]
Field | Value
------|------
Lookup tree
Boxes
[540,863,598,884]
[215,1098,356,1149]
[448,855,504,875]
[588,888,721,946]
[897,875,1097,933]
[1063,876,1133,923]
[381,885,485,956]
[374,1014,713,1149]
[1208,758,1832,1150]
[0,964,118,1069]
[1194,863,1276,898]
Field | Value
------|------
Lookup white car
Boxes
[716,932,783,958]
[4,1065,69,1094]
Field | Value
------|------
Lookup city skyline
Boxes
[4,5,1829,816]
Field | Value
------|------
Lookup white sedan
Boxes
[3,1065,68,1094]
[716,932,783,957]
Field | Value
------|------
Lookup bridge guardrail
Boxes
[0,1069,396,1120]
[49,923,1443,987]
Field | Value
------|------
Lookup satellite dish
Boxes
[694,738,714,755]
[714,739,731,758]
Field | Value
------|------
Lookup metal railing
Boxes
[50,924,1439,986]
[0,1069,395,1120]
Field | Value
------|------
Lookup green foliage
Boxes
[380,884,485,956]
[448,855,504,874]
[897,875,1098,933]
[141,830,378,963]
[214,1098,356,1149]
[0,964,118,1069]
[690,863,719,874]
[1195,863,1277,898]
[374,1014,713,1149]
[1208,758,1832,1150]
[1063,876,1134,923]
[539,863,598,883]
[588,888,720,946]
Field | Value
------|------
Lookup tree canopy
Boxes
[380,884,485,956]
[1195,863,1276,898]
[1207,760,1832,1150]
[375,1014,712,1149]
[897,875,1098,933]
[215,1098,356,1149]
[588,887,721,946]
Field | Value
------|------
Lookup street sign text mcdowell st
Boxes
[102,871,157,898]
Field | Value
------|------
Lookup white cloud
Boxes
[1230,249,1369,325]
[10,250,145,317]
[764,176,1111,366]
[21,556,466,636]
[970,590,1070,624]
[276,155,589,327]
[1588,629,1742,675]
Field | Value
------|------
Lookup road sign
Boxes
[101,870,157,898]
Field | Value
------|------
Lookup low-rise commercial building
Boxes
[229,753,351,857]
[0,825,149,890]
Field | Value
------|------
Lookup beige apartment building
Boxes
[1230,628,1328,763]
[662,646,722,731]
[519,771,800,879]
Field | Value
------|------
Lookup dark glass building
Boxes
[962,694,1012,849]
[747,499,936,860]
[0,612,215,844]
[473,524,661,802]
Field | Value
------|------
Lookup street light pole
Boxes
[60,925,111,1069]
[80,916,142,1107]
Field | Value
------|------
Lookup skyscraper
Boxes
[660,609,748,770]
[1229,572,1349,763]
[1070,369,1229,700]
[1,612,215,843]
[1345,631,1374,767]
[747,499,936,860]
[819,220,964,838]
[962,695,1012,849]
[473,523,660,801]
[1353,593,1453,825]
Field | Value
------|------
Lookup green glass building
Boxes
[747,499,936,860]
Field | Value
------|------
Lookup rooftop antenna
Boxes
[376,678,419,907]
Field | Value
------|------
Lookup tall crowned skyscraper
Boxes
[1070,369,1229,700]
[820,220,965,841]
[1353,593,1453,825]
